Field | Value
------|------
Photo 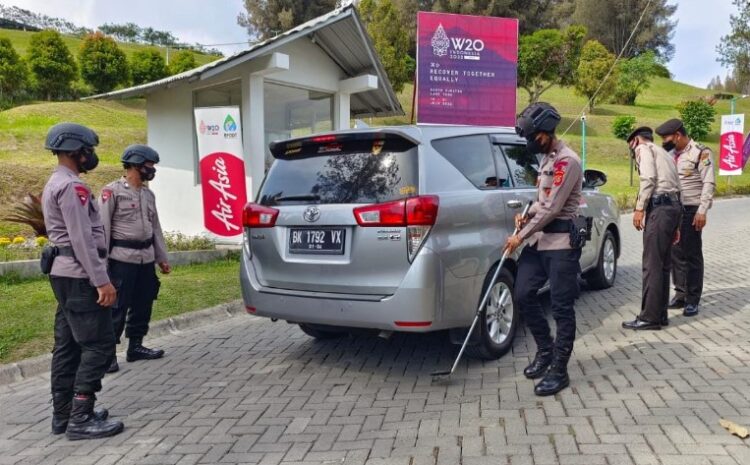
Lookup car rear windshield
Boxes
[258,137,418,206]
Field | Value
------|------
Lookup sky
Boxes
[0,0,739,89]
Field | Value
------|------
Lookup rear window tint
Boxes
[501,144,539,187]
[431,135,497,189]
[259,138,418,206]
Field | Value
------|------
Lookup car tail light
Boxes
[353,195,439,262]
[242,203,279,228]
[353,199,407,226]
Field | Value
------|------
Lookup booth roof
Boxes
[85,5,404,118]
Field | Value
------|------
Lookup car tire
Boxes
[585,230,617,290]
[298,323,349,340]
[465,266,518,360]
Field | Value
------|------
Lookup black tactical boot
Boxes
[534,351,571,397]
[65,394,123,440]
[126,338,164,362]
[106,359,119,374]
[51,392,110,435]
[523,348,554,379]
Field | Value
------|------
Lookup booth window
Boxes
[264,81,333,171]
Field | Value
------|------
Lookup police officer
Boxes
[622,127,682,330]
[655,119,715,317]
[505,102,583,397]
[42,123,124,439]
[100,145,169,373]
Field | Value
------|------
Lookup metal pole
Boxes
[731,96,736,115]
[629,153,634,187]
[581,114,587,171]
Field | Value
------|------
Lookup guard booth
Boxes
[89,5,403,240]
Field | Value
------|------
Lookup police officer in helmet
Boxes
[505,102,584,396]
[42,123,124,439]
[100,144,170,373]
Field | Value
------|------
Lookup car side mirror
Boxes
[583,169,607,189]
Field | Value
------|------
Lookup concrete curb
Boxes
[0,299,245,386]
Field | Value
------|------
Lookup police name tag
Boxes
[289,228,346,254]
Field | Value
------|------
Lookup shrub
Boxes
[35,236,48,247]
[79,32,129,93]
[168,50,197,75]
[612,116,636,140]
[677,100,717,141]
[163,231,216,251]
[26,30,77,101]
[130,49,167,85]
[574,40,617,111]
[612,52,659,105]
[12,236,25,245]
[0,37,29,103]
[0,238,10,247]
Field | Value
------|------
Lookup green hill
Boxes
[1,77,749,238]
[0,27,220,67]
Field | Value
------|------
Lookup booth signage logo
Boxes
[223,114,238,139]
[431,22,484,61]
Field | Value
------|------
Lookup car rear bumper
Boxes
[240,248,452,332]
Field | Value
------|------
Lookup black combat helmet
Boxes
[121,144,160,165]
[44,123,99,152]
[515,102,561,139]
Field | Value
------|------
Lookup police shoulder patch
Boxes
[73,185,90,206]
[101,188,113,203]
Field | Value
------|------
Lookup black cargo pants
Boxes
[671,205,703,306]
[49,277,115,395]
[108,259,160,343]
[641,203,682,323]
[515,245,582,355]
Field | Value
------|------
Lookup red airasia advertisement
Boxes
[194,107,248,236]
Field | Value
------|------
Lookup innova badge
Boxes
[303,206,321,223]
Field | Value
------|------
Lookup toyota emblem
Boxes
[303,206,321,223]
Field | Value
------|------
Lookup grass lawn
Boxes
[0,256,241,364]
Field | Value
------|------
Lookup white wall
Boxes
[146,36,347,241]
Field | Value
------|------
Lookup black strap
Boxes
[57,246,107,259]
[543,219,572,234]
[111,238,153,250]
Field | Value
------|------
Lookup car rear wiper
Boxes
[272,194,321,202]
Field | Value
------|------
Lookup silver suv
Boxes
[240,125,620,359]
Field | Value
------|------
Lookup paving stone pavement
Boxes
[1,197,749,465]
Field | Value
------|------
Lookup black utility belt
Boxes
[542,216,593,249]
[111,238,153,250]
[648,193,680,207]
[57,246,107,259]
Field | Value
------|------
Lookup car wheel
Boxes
[585,230,617,290]
[298,323,349,340]
[465,266,518,360]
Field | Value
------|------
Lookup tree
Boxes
[572,0,677,61]
[0,37,29,103]
[612,115,636,140]
[130,49,167,85]
[574,40,616,111]
[677,100,717,141]
[98,23,142,42]
[427,0,573,34]
[237,0,338,39]
[717,0,750,94]
[612,51,659,105]
[359,0,414,93]
[26,30,77,100]
[517,25,587,104]
[78,32,129,93]
[169,50,198,75]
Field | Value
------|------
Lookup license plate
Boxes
[289,228,346,254]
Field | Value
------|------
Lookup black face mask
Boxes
[77,148,99,173]
[139,166,156,181]
[662,140,676,152]
[526,134,548,155]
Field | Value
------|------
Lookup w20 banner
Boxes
[719,113,745,176]
[416,12,518,126]
[194,107,248,237]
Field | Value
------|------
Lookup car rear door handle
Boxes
[506,199,523,209]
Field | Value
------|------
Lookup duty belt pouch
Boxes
[40,246,59,274]
[569,216,591,249]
